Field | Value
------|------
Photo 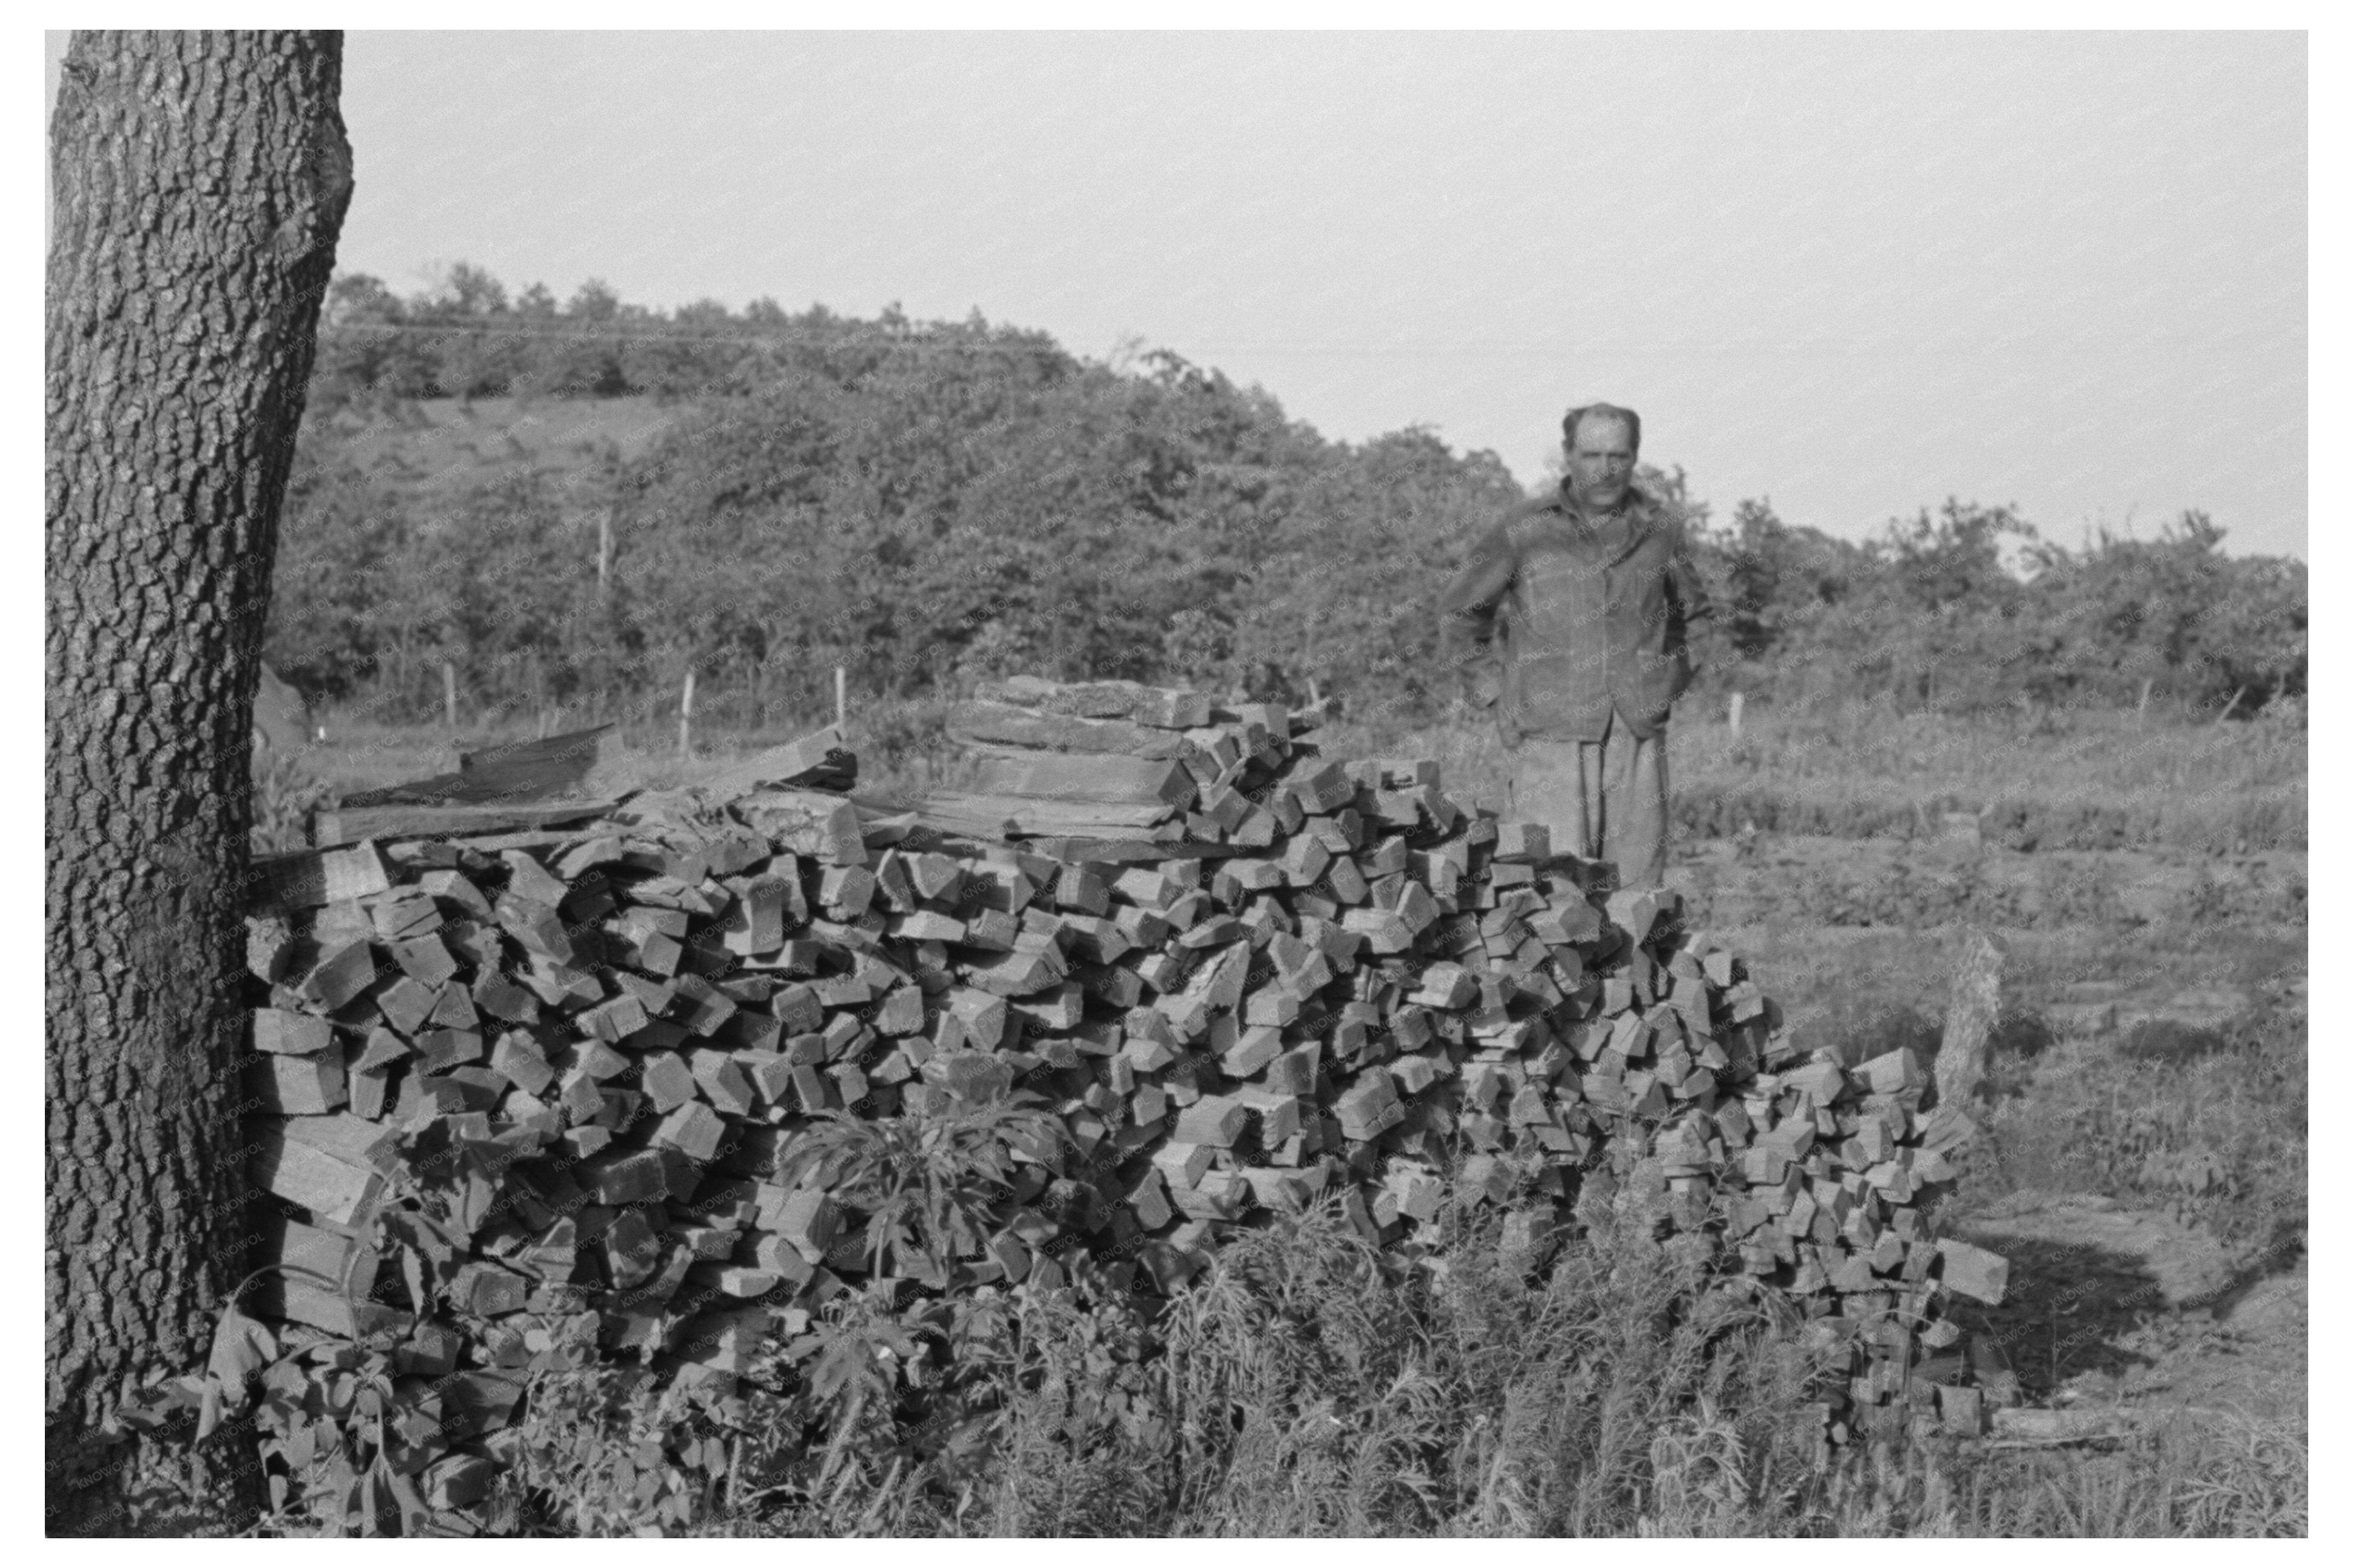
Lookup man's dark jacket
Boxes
[1438,482,1710,745]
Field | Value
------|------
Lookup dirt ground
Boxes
[1942,1194,2306,1422]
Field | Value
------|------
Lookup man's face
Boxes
[1565,415,1637,511]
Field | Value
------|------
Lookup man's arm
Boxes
[1437,521,1519,708]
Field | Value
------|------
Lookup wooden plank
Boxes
[1134,688,1217,728]
[1335,1071,1405,1140]
[252,1008,332,1056]
[337,725,613,809]
[458,723,610,798]
[295,939,376,1012]
[774,1188,843,1264]
[1023,837,1249,863]
[948,701,1197,760]
[972,753,1196,809]
[916,793,1177,841]
[425,828,582,854]
[278,1111,402,1171]
[249,1116,393,1226]
[1935,1238,2010,1304]
[961,948,1066,997]
[246,1048,347,1115]
[978,676,1212,728]
[694,725,858,800]
[734,789,867,865]
[1173,1094,1247,1147]
[314,799,620,847]
[255,1213,378,1295]
[249,841,391,911]
[251,1211,403,1336]
[1492,822,1551,863]
[719,873,794,955]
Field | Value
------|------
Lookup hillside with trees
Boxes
[267,267,2306,732]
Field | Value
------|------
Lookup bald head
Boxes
[1562,402,1642,455]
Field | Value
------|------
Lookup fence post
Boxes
[1937,928,2004,1111]
[1727,691,1744,739]
[834,665,847,733]
[679,669,696,759]
[442,660,458,731]
[596,506,613,598]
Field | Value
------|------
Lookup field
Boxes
[257,691,2308,1536]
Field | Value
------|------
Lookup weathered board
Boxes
[915,792,1180,840]
[338,724,613,809]
[314,799,622,848]
[948,700,1198,760]
[971,753,1196,809]
[693,725,858,799]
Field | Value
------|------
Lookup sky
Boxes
[44,30,2310,557]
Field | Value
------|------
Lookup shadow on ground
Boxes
[1942,1236,2167,1400]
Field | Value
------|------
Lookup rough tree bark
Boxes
[1935,925,2005,1113]
[47,30,350,1535]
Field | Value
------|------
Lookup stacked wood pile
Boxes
[231,678,2004,1514]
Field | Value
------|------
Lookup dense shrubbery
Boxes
[1691,498,2306,718]
[268,267,2304,731]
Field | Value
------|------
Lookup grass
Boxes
[1960,1022,2309,1265]
[1312,695,2306,854]
[1837,1411,2306,1537]
[971,1207,1825,1538]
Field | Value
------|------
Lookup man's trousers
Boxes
[1503,715,1669,891]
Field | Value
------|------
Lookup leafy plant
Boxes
[779,1098,1066,1288]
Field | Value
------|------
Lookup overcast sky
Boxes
[47,30,2310,557]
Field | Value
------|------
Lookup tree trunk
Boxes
[46,30,351,1535]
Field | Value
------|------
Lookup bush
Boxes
[1687,501,2304,720]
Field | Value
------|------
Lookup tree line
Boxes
[271,266,2306,732]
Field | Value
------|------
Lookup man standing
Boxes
[1439,403,1710,890]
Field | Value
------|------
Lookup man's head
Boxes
[1562,403,1640,512]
